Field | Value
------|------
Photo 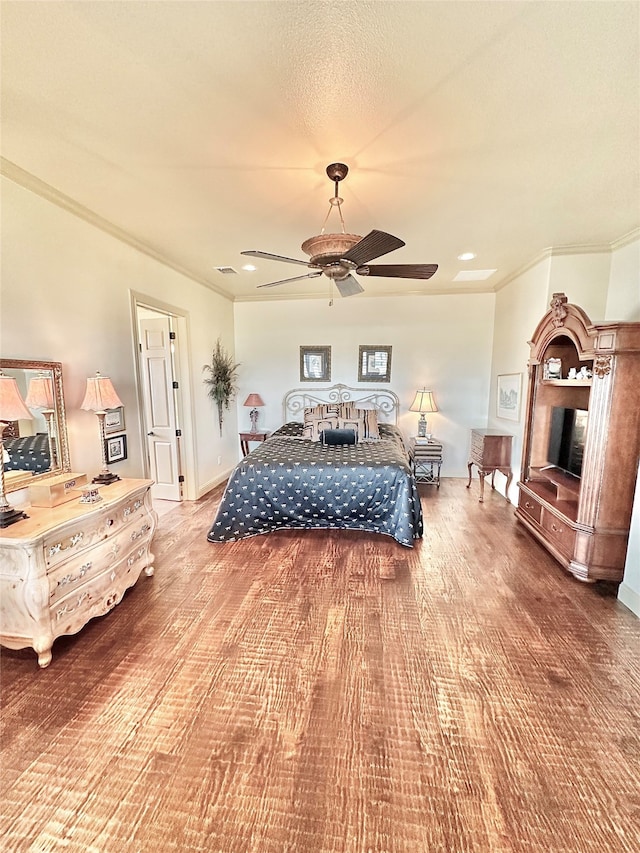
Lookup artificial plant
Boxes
[202,339,240,436]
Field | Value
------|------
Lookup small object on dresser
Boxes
[29,472,88,508]
[76,484,104,504]
[543,358,562,380]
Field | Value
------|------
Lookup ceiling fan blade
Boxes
[335,275,364,298]
[241,250,310,267]
[341,230,405,266]
[357,263,438,280]
[257,271,322,288]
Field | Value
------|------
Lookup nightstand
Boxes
[239,431,269,456]
[466,429,513,503]
[409,438,442,488]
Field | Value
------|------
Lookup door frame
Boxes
[130,291,197,501]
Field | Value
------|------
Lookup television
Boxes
[547,406,588,478]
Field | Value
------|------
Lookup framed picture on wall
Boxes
[300,346,331,382]
[104,406,125,435]
[496,373,522,421]
[358,346,392,382]
[105,434,128,464]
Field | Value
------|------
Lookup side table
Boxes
[239,431,269,456]
[466,429,513,503]
[409,438,442,488]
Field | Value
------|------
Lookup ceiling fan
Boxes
[242,163,438,297]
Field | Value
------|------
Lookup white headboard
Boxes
[283,383,400,424]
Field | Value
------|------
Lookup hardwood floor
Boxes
[1,479,639,853]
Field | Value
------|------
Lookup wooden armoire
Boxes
[516,293,640,582]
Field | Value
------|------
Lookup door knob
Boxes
[147,431,155,436]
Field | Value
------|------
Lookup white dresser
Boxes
[0,478,157,668]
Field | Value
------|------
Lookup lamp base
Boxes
[0,505,29,528]
[417,415,427,438]
[92,471,120,486]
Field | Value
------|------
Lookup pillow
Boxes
[339,405,380,439]
[304,404,340,420]
[337,417,366,442]
[302,418,339,442]
[320,428,356,446]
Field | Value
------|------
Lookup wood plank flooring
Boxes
[1,479,639,853]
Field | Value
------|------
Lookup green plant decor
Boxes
[202,339,240,436]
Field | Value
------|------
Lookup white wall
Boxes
[234,293,496,477]
[606,234,640,321]
[488,257,552,500]
[1,176,237,501]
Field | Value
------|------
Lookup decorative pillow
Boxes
[338,406,380,440]
[302,418,339,441]
[320,428,356,446]
[337,417,366,442]
[304,404,340,420]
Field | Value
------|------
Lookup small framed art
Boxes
[104,406,125,435]
[496,373,522,421]
[358,346,392,382]
[300,346,331,382]
[105,434,128,464]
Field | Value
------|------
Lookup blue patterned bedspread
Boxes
[3,433,51,473]
[207,422,423,547]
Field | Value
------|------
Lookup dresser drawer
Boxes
[519,493,542,524]
[541,511,576,557]
[47,514,153,605]
[50,543,152,637]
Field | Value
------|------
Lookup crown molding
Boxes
[0,157,232,302]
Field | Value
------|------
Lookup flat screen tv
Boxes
[547,406,588,478]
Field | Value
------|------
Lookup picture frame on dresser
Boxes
[496,373,522,421]
[105,434,127,464]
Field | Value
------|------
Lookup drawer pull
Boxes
[56,591,90,620]
[131,524,151,542]
[48,531,84,558]
[123,500,143,518]
[525,501,534,509]
[551,523,563,534]
[127,547,146,567]
[55,562,92,589]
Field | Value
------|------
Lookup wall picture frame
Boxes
[496,373,522,421]
[104,406,125,435]
[358,346,392,382]
[300,346,331,382]
[105,434,127,464]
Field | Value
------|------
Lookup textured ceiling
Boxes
[1,1,638,302]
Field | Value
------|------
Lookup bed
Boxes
[207,384,423,547]
[3,433,51,473]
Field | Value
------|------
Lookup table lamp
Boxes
[243,393,265,433]
[25,374,57,470]
[409,389,438,438]
[81,372,123,485]
[0,370,33,527]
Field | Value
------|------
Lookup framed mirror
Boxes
[358,346,392,382]
[300,346,331,382]
[1,359,71,493]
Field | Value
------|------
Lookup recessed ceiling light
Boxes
[457,252,476,261]
[242,264,257,272]
[453,269,497,281]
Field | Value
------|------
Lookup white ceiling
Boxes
[1,1,638,302]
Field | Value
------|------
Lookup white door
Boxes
[139,317,182,501]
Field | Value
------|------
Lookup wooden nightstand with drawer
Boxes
[466,429,513,503]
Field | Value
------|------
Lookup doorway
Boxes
[131,295,194,502]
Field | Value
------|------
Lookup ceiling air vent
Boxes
[214,266,238,275]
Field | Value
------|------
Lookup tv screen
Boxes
[547,407,588,478]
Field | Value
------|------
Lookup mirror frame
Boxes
[1,358,71,492]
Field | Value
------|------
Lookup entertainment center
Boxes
[516,293,640,583]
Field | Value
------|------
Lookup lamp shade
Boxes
[81,372,123,412]
[25,376,55,410]
[0,373,33,422]
[409,389,438,414]
[243,393,265,407]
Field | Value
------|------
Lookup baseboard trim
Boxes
[197,469,233,500]
[618,582,640,618]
